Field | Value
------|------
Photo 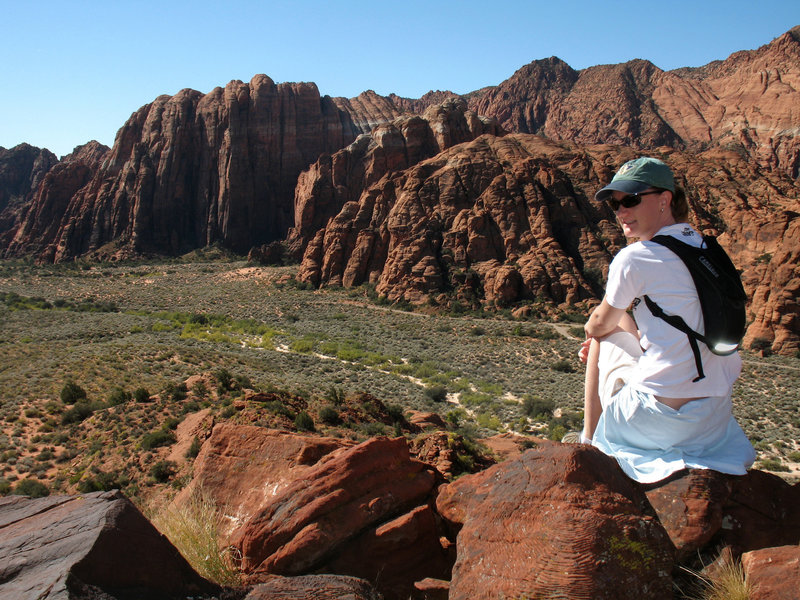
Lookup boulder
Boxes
[244,574,381,600]
[411,578,450,600]
[645,468,800,564]
[408,430,494,480]
[436,440,675,600]
[174,424,353,539]
[714,469,800,555]
[234,436,451,600]
[405,410,447,430]
[644,468,734,561]
[742,545,800,600]
[0,490,218,599]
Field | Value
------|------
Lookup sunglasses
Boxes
[607,190,663,211]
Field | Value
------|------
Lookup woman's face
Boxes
[612,189,671,240]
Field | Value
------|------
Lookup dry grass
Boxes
[150,487,241,587]
[680,558,751,600]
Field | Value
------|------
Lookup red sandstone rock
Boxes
[234,436,449,600]
[406,409,447,430]
[479,432,542,462]
[0,490,218,599]
[715,469,800,555]
[288,98,501,261]
[174,423,353,540]
[643,468,800,566]
[5,76,365,260]
[299,136,800,354]
[742,545,800,600]
[244,574,381,600]
[412,577,450,600]
[409,430,494,480]
[471,28,800,177]
[436,440,675,600]
[0,143,59,250]
[644,469,734,561]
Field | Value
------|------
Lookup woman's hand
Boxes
[578,338,593,364]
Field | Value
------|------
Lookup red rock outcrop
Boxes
[4,76,373,261]
[287,98,501,258]
[244,574,381,600]
[298,136,800,353]
[436,439,675,600]
[471,27,800,177]
[175,423,353,539]
[742,545,800,600]
[3,141,110,261]
[644,469,733,561]
[0,490,219,599]
[296,134,611,306]
[0,143,58,247]
[234,436,451,600]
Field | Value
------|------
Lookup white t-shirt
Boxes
[605,223,742,398]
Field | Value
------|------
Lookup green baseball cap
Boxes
[595,157,675,201]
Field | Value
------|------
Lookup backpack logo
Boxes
[699,256,719,278]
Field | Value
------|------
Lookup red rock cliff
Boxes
[297,136,800,354]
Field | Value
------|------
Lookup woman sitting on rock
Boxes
[576,157,755,483]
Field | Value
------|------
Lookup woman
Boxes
[577,157,755,483]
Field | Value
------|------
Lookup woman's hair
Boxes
[669,186,689,222]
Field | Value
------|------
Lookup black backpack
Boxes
[643,234,747,382]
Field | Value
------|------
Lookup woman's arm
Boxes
[584,298,628,339]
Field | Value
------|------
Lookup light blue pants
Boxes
[591,333,756,483]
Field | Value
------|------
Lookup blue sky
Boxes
[2,0,798,158]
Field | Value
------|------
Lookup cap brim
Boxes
[594,179,651,201]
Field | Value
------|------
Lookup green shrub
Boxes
[319,406,341,425]
[523,396,555,419]
[758,457,790,472]
[61,402,96,424]
[0,478,11,495]
[386,404,405,424]
[294,411,315,432]
[214,368,233,390]
[551,359,575,373]
[141,429,177,450]
[13,478,50,497]
[77,469,128,493]
[134,387,152,403]
[290,338,315,353]
[424,385,448,402]
[548,424,567,441]
[186,436,202,459]
[108,387,131,405]
[60,382,87,404]
[361,422,386,436]
[326,386,345,406]
[150,460,176,482]
[165,382,188,402]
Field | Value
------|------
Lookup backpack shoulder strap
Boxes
[642,294,706,382]
[645,234,709,382]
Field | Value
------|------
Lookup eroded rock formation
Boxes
[3,77,372,261]
[233,436,451,600]
[287,98,502,257]
[0,143,58,247]
[471,27,800,177]
[298,136,800,353]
